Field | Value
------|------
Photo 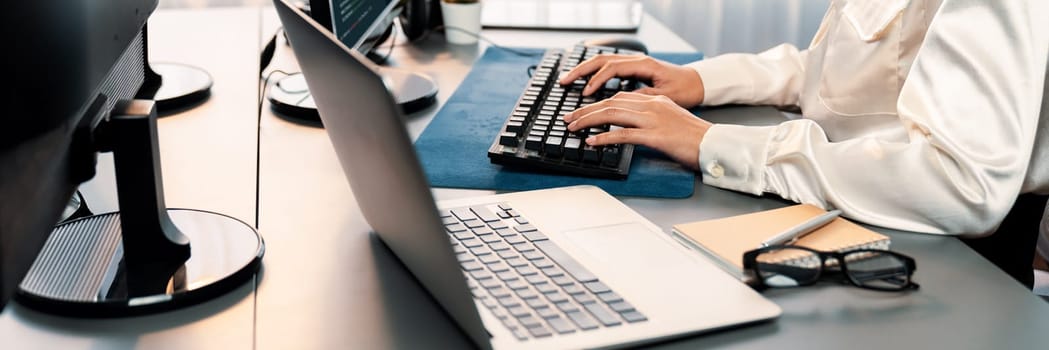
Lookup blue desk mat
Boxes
[414,47,704,198]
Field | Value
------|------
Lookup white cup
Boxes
[440,1,483,45]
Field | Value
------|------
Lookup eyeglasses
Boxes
[742,245,919,292]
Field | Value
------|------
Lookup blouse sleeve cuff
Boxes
[698,124,775,195]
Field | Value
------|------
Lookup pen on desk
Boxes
[757,209,843,248]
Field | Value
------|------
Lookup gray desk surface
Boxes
[3,5,1049,350]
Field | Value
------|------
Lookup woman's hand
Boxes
[564,92,712,170]
[557,54,706,108]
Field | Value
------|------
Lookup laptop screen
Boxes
[328,0,399,52]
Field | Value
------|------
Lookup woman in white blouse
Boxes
[560,0,1049,287]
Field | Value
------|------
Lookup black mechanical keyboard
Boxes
[487,44,645,180]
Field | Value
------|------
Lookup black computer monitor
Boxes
[316,0,400,55]
[2,0,159,312]
[2,0,263,316]
[269,0,437,120]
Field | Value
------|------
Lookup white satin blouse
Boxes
[687,0,1049,238]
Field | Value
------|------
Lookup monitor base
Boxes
[15,209,263,317]
[152,62,213,113]
[269,67,437,124]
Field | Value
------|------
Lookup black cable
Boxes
[259,69,297,111]
[260,27,283,75]
[370,25,399,65]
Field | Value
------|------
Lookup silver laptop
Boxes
[273,1,780,348]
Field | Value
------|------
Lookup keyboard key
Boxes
[471,206,502,222]
[445,223,467,233]
[469,246,492,256]
[536,306,560,319]
[551,275,573,286]
[565,310,600,330]
[479,278,501,289]
[572,293,596,305]
[507,279,529,290]
[533,258,555,269]
[522,250,544,260]
[470,270,493,280]
[525,297,548,309]
[462,219,486,229]
[547,316,577,334]
[583,303,622,327]
[621,310,648,323]
[511,328,529,341]
[488,261,510,272]
[516,287,540,300]
[563,283,586,295]
[545,136,562,157]
[461,260,483,271]
[473,226,495,237]
[507,306,530,318]
[487,219,508,229]
[525,135,543,150]
[495,270,518,281]
[583,281,611,294]
[563,138,582,160]
[556,301,580,313]
[534,240,599,283]
[451,230,473,240]
[524,274,547,285]
[541,267,565,278]
[497,250,519,259]
[515,265,539,276]
[518,315,543,328]
[526,324,553,338]
[534,282,558,294]
[478,254,501,264]
[506,257,529,267]
[514,224,538,233]
[499,132,518,147]
[459,237,483,248]
[496,228,517,237]
[601,146,621,167]
[513,242,536,253]
[489,286,511,298]
[498,296,521,308]
[451,208,478,221]
[596,291,623,304]
[607,301,635,313]
[504,235,527,245]
[520,230,548,242]
[483,298,498,310]
[544,291,570,303]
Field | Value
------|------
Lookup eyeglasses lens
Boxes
[755,247,821,287]
[842,251,911,289]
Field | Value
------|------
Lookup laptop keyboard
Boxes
[442,203,648,340]
[486,45,644,180]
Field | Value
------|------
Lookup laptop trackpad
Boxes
[563,223,696,275]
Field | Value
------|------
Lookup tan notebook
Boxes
[671,204,890,279]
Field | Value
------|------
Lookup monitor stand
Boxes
[151,62,213,113]
[269,67,438,124]
[16,100,263,317]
